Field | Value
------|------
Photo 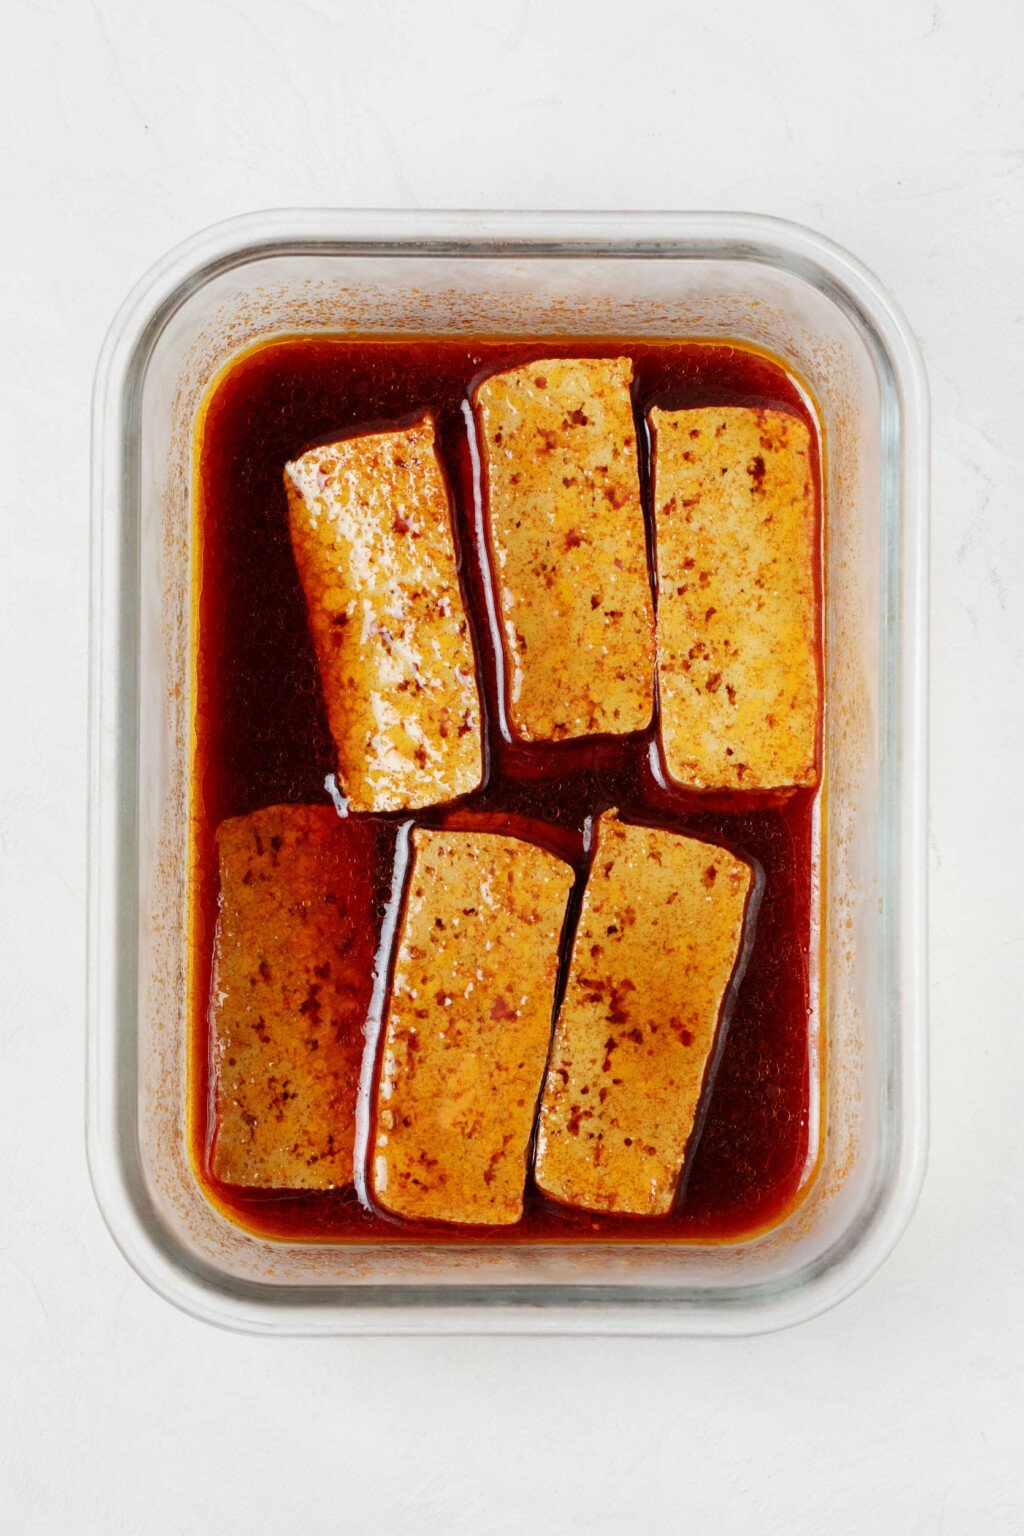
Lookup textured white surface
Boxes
[1,0,1021,1530]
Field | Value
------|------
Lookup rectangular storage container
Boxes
[88,210,928,1334]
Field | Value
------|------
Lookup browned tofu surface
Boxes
[534,812,753,1216]
[285,417,483,812]
[474,357,655,741]
[370,827,574,1225]
[210,806,382,1189]
[651,406,820,789]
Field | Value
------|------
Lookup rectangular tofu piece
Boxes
[285,417,483,812]
[210,805,383,1189]
[650,406,820,789]
[370,827,574,1225]
[535,812,753,1216]
[474,357,655,741]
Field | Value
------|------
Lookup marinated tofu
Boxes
[285,417,483,812]
[535,812,753,1216]
[370,827,574,1225]
[474,357,656,741]
[650,405,819,789]
[210,806,384,1189]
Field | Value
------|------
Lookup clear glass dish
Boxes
[88,210,929,1335]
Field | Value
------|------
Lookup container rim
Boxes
[88,209,929,1336]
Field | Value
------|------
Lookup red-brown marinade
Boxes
[190,336,823,1244]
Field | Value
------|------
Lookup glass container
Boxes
[88,211,929,1334]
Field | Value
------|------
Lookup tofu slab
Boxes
[285,417,483,812]
[210,806,383,1189]
[650,406,819,789]
[535,812,753,1216]
[370,827,574,1225]
[474,357,655,741]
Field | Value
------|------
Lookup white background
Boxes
[2,1,1022,1531]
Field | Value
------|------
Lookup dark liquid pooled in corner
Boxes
[192,337,822,1245]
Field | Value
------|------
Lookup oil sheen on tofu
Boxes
[474,357,656,742]
[650,406,819,790]
[210,806,385,1190]
[370,827,574,1226]
[535,812,754,1217]
[285,417,484,812]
